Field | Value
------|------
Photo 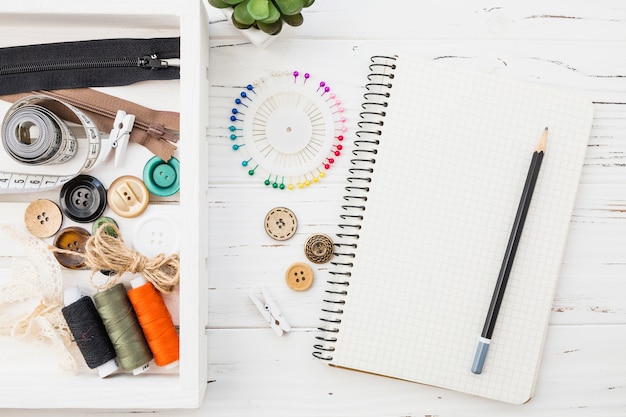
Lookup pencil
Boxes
[471,127,548,375]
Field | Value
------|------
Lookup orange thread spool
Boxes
[127,277,179,368]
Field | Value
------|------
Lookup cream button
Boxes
[285,262,314,291]
[264,207,297,241]
[24,199,63,238]
[107,175,150,218]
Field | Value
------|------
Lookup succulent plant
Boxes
[209,0,315,35]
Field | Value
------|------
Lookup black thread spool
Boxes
[61,287,119,378]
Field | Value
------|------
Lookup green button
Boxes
[152,163,177,188]
[143,156,180,197]
[92,216,119,237]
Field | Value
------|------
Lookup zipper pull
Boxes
[138,54,168,70]
[147,124,178,143]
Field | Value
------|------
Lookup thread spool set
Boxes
[62,279,179,377]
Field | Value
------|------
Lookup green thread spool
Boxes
[93,283,153,374]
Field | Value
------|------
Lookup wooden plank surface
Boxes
[4,0,626,415]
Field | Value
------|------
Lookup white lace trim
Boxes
[0,224,77,374]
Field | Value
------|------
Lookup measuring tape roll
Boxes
[2,104,75,165]
[0,95,100,194]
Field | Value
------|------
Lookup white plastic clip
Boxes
[101,110,135,167]
[249,288,291,336]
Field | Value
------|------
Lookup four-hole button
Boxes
[59,175,107,223]
[24,199,63,238]
[285,262,314,291]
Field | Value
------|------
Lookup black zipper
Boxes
[0,37,180,95]
[0,55,169,76]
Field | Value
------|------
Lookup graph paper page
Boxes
[329,56,593,404]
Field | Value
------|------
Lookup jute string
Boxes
[51,224,179,294]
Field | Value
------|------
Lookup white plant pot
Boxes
[222,8,278,48]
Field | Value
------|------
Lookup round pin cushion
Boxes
[228,70,347,190]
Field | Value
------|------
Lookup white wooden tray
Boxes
[0,0,209,409]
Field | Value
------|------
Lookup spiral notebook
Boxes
[313,55,594,404]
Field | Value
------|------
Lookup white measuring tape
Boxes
[0,95,101,194]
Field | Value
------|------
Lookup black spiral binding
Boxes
[313,55,397,361]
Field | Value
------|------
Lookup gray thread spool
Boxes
[93,283,153,374]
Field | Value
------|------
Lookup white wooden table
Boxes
[9,0,626,415]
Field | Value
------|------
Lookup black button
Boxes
[59,175,107,223]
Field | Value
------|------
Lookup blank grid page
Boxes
[331,57,593,404]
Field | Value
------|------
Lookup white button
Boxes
[132,215,179,258]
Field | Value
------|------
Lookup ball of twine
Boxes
[52,223,179,293]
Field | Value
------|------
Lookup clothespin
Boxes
[249,288,291,336]
[100,110,135,167]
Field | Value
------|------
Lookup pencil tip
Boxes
[536,128,548,152]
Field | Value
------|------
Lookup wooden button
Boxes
[264,207,297,241]
[53,226,91,269]
[285,262,314,291]
[24,199,63,238]
[304,234,334,264]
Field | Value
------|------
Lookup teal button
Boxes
[153,164,176,188]
[143,156,180,197]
